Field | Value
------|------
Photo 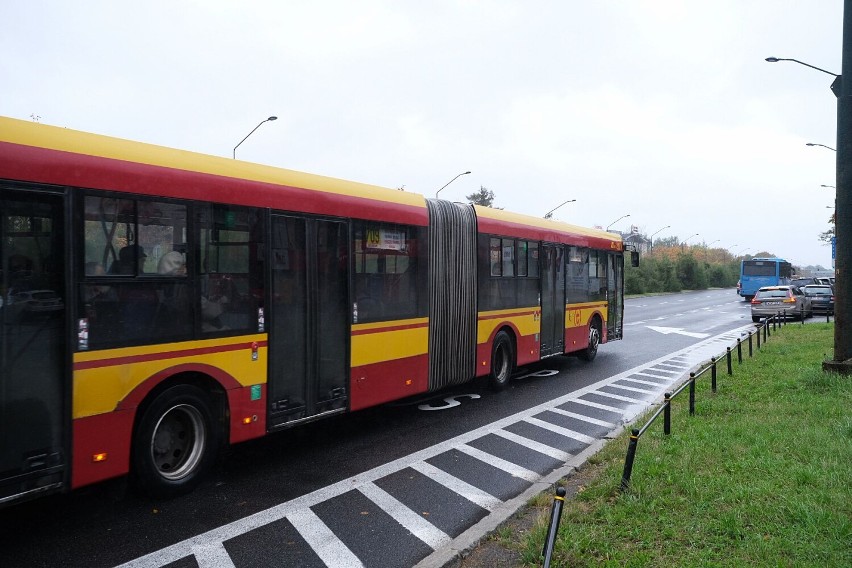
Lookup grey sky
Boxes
[2,1,841,268]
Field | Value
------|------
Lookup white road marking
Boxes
[456,444,540,482]
[492,429,572,461]
[358,482,451,549]
[118,325,754,568]
[288,509,364,568]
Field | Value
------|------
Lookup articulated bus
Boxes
[0,116,630,506]
[738,257,792,300]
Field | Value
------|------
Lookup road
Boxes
[0,289,755,568]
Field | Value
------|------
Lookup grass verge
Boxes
[514,323,851,567]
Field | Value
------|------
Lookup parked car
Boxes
[802,284,835,314]
[790,277,819,288]
[750,285,812,322]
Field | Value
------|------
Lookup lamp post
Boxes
[807,142,837,151]
[544,199,576,219]
[765,57,839,78]
[648,225,670,251]
[767,42,851,371]
[606,214,630,231]
[435,171,471,198]
[726,243,739,261]
[682,233,699,253]
[233,116,277,159]
[822,184,836,188]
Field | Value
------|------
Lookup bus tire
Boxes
[132,384,220,499]
[489,331,514,391]
[579,318,601,362]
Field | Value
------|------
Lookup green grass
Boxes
[518,323,851,567]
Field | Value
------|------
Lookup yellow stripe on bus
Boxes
[477,308,540,343]
[564,302,608,329]
[351,319,429,367]
[72,335,267,419]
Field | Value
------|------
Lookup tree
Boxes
[655,236,679,248]
[466,186,499,208]
[819,212,836,243]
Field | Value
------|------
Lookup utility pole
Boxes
[826,0,852,372]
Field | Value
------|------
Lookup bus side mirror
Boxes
[631,251,640,267]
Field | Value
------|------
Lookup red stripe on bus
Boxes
[476,215,621,250]
[73,340,269,370]
[351,321,430,336]
[0,142,429,226]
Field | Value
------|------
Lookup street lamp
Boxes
[822,184,836,188]
[706,239,720,247]
[435,171,471,198]
[544,199,576,219]
[681,233,699,253]
[767,48,851,369]
[765,57,839,77]
[648,225,670,250]
[806,142,837,151]
[649,225,670,240]
[606,214,630,231]
[233,116,277,159]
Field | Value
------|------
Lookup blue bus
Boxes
[738,257,792,299]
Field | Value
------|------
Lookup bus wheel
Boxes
[489,331,514,391]
[132,384,220,498]
[579,319,601,362]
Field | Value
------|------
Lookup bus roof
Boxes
[0,116,621,250]
[0,116,428,225]
[474,205,622,251]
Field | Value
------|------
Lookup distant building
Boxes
[622,232,651,255]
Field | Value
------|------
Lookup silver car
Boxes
[750,285,811,322]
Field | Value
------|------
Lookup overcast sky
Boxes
[2,1,842,268]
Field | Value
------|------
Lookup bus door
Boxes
[268,215,349,429]
[607,252,624,340]
[540,244,565,357]
[0,187,67,502]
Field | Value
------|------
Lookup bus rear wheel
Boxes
[488,331,515,391]
[132,384,220,499]
[579,318,601,362]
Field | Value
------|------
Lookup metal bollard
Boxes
[664,392,672,435]
[827,310,831,323]
[542,486,567,567]
[737,338,743,363]
[749,331,753,356]
[763,320,768,342]
[726,347,733,375]
[801,304,805,325]
[689,372,696,416]
[620,429,640,492]
[711,357,717,393]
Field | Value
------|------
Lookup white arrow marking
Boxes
[646,326,710,339]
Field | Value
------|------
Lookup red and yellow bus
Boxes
[0,116,630,506]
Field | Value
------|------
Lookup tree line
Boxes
[625,245,740,294]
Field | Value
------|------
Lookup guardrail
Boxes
[540,307,833,564]
[618,309,803,491]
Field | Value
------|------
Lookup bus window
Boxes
[566,247,589,303]
[528,242,539,278]
[489,238,501,276]
[197,204,265,334]
[501,239,515,277]
[353,222,424,322]
[517,241,528,277]
[80,195,190,347]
